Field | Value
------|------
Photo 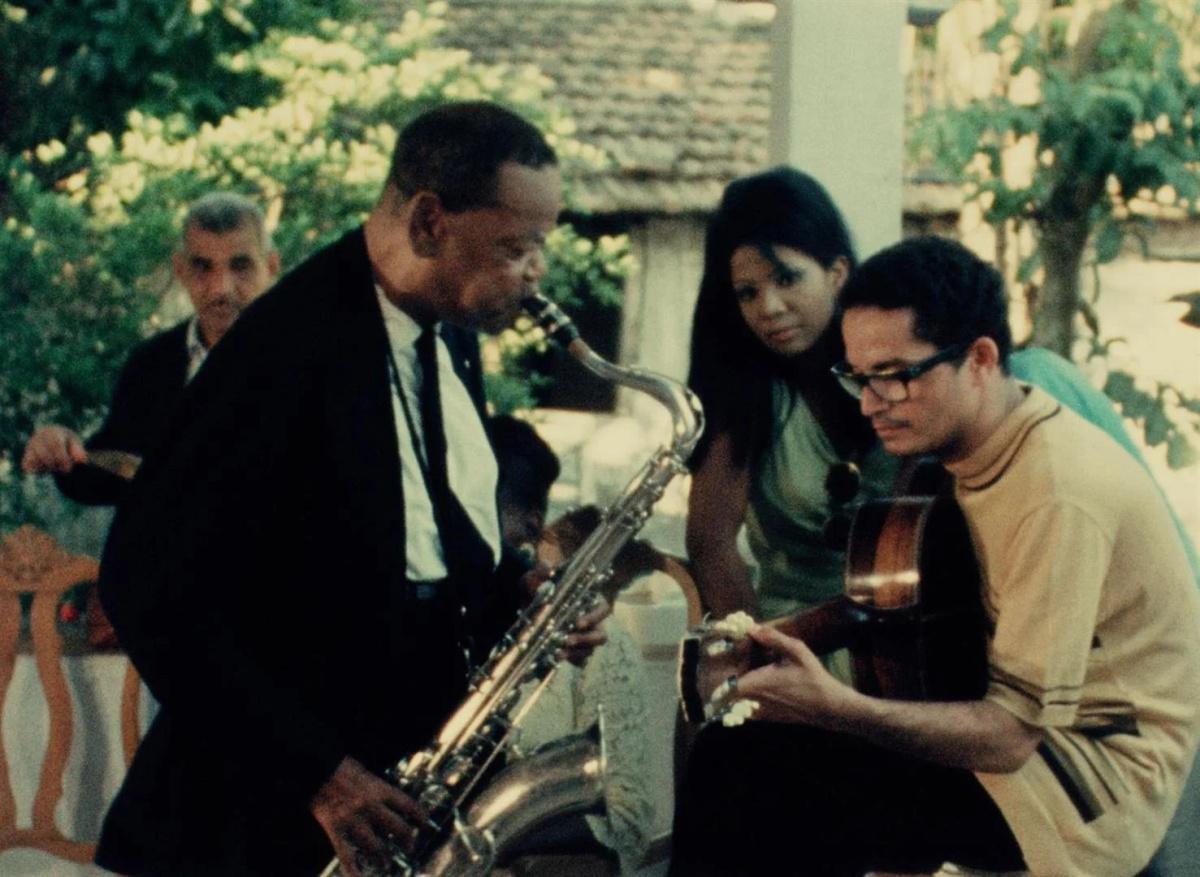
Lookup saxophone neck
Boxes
[521,294,581,349]
[521,295,705,460]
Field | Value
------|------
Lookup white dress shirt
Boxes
[375,286,501,580]
[184,318,209,381]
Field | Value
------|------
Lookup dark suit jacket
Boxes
[55,321,190,505]
[95,227,525,876]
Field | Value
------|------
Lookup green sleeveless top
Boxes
[746,381,900,619]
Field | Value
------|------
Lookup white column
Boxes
[769,0,908,261]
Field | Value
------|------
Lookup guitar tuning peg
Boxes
[708,610,756,639]
[712,675,738,703]
[716,698,760,728]
[699,695,759,727]
[704,638,734,657]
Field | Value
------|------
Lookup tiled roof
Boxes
[377,1,957,216]
[437,0,772,214]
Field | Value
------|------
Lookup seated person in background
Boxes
[670,236,1200,877]
[487,413,562,559]
[540,504,692,608]
[488,415,655,874]
[20,191,279,504]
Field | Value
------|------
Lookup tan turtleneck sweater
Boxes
[945,385,1200,876]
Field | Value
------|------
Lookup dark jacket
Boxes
[95,227,525,876]
[56,321,190,505]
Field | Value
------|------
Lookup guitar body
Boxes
[679,494,989,723]
[842,494,988,701]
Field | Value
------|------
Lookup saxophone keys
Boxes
[451,814,497,868]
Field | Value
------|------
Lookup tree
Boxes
[912,0,1200,466]
[0,3,632,528]
[0,0,357,168]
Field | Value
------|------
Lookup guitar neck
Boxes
[768,598,857,659]
[678,597,861,724]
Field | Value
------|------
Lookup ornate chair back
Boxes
[0,525,141,864]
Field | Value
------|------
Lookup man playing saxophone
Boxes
[94,102,608,877]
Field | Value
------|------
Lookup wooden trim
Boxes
[121,662,143,768]
[0,526,101,863]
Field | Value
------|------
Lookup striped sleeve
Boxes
[984,500,1114,728]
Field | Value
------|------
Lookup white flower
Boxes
[86,131,114,157]
[35,139,67,164]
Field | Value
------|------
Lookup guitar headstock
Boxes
[678,612,763,726]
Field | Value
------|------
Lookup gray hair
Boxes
[182,192,273,252]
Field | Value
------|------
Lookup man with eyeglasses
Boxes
[669,236,1200,876]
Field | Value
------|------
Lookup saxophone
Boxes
[319,294,704,877]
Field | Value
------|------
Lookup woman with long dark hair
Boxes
[686,167,898,627]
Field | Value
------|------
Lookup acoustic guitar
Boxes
[679,493,989,724]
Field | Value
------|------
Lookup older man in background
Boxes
[21,191,279,503]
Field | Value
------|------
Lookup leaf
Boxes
[1167,434,1199,470]
[1178,394,1200,417]
[981,7,1015,53]
[1017,250,1043,284]
[1162,163,1200,201]
[1167,292,1200,329]
[1143,405,1172,447]
[1093,221,1123,264]
[1104,370,1156,420]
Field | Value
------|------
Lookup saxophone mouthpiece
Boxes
[521,295,581,347]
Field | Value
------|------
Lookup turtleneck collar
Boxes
[945,383,1061,491]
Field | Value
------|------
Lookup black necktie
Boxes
[415,327,494,582]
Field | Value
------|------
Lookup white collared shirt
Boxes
[185,318,209,381]
[375,286,501,580]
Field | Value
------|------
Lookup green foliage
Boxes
[1102,368,1200,468]
[0,0,359,165]
[0,155,154,525]
[484,226,633,414]
[911,0,1200,467]
[0,2,633,526]
[914,0,1200,229]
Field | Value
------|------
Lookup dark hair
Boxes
[541,504,665,604]
[835,236,1012,367]
[688,166,859,469]
[387,102,557,212]
[487,415,561,515]
[183,191,271,251]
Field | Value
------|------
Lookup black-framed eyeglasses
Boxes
[830,342,971,403]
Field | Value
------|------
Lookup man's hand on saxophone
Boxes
[561,597,611,666]
[522,564,611,667]
[309,756,427,877]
